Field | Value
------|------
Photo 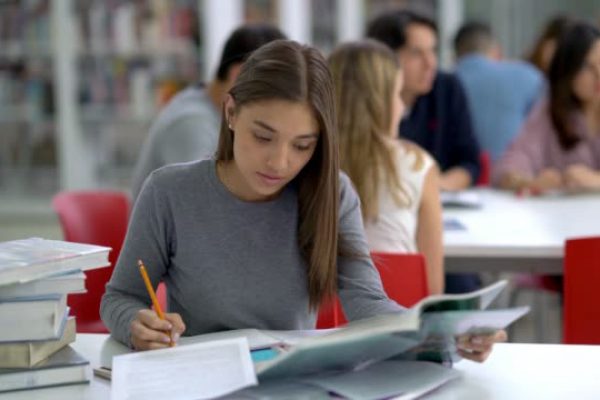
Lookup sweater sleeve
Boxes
[492,101,550,184]
[100,172,174,347]
[336,173,405,320]
[447,75,481,184]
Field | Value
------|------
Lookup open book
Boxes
[256,280,528,380]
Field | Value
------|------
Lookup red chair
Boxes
[476,152,491,186]
[563,236,600,344]
[317,252,429,328]
[52,191,130,333]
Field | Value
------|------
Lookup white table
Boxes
[443,189,600,274]
[3,334,599,400]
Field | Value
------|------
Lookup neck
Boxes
[207,80,227,110]
[401,90,418,111]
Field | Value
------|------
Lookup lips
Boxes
[257,172,285,186]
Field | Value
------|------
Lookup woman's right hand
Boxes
[130,309,186,351]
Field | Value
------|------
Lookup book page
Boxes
[299,360,460,400]
[111,338,257,400]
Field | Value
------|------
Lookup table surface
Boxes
[442,189,600,273]
[2,334,600,400]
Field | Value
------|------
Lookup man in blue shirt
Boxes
[454,22,544,162]
[367,10,481,192]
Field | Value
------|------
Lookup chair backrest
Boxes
[563,236,600,344]
[476,152,491,187]
[316,252,429,328]
[52,190,130,333]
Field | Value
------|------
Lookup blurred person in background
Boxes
[367,9,481,193]
[494,21,600,194]
[131,24,286,199]
[329,40,444,295]
[527,15,575,76]
[454,21,544,162]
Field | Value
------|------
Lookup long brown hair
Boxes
[548,21,600,150]
[329,40,414,220]
[527,15,574,74]
[216,40,339,309]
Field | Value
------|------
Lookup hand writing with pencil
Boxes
[131,260,186,351]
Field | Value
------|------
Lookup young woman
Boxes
[100,40,503,361]
[328,40,444,295]
[495,22,600,193]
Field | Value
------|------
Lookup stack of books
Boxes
[0,237,111,393]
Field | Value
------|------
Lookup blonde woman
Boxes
[329,40,444,294]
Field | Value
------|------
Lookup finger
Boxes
[137,309,173,331]
[165,313,186,336]
[458,347,492,363]
[131,319,172,345]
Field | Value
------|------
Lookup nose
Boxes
[266,144,289,173]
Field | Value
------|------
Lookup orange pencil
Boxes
[138,259,173,346]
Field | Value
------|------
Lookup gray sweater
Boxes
[101,160,403,347]
[131,86,220,199]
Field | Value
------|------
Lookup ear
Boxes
[224,95,237,129]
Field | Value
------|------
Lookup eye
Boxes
[253,132,272,142]
[294,141,315,151]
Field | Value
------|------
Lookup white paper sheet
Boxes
[111,337,257,400]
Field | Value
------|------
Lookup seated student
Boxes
[494,22,600,193]
[454,21,544,162]
[100,40,504,361]
[367,10,481,192]
[131,24,286,199]
[328,40,444,295]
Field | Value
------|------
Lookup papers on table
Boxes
[111,337,257,400]
[441,191,482,209]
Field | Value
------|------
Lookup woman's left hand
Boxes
[456,330,507,362]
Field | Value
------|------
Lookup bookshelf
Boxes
[0,0,202,197]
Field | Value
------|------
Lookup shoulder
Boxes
[151,87,219,133]
[146,159,213,193]
[397,140,435,170]
[338,171,361,215]
[433,71,468,103]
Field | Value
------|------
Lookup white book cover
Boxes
[0,238,110,286]
[0,270,86,300]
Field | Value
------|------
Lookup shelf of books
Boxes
[0,0,202,198]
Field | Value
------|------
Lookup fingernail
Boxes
[172,332,180,342]
[166,324,173,330]
[163,336,171,343]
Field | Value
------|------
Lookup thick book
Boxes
[0,317,76,368]
[0,270,86,301]
[0,238,110,286]
[0,345,89,393]
[0,295,69,342]
[255,280,529,380]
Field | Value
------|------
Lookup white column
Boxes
[200,0,243,81]
[336,0,364,43]
[278,0,311,43]
[437,0,464,69]
[51,0,93,189]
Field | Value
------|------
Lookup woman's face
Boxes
[224,98,320,201]
[572,40,600,104]
[390,69,405,136]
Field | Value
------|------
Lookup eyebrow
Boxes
[253,120,319,139]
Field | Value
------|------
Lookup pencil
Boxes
[138,259,173,346]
